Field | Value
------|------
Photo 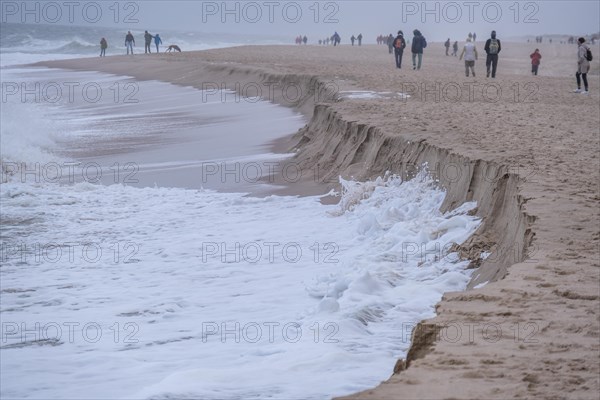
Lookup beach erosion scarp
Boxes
[35,43,600,399]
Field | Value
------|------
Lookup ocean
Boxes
[0,22,289,66]
[1,23,480,399]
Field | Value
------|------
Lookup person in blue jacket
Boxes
[154,34,163,53]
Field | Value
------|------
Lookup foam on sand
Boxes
[1,170,479,399]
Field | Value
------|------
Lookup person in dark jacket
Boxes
[575,37,590,94]
[387,34,394,54]
[484,30,501,78]
[411,29,427,70]
[100,38,107,57]
[144,30,154,53]
[332,32,340,46]
[444,38,450,56]
[357,33,363,46]
[392,31,406,68]
[125,31,135,55]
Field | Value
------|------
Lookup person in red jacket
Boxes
[530,48,542,75]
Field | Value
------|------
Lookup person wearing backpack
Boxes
[484,30,501,78]
[575,37,591,94]
[393,31,406,69]
[411,29,427,70]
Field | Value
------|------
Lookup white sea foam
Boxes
[339,91,411,100]
[0,23,289,67]
[1,53,480,399]
[1,167,480,399]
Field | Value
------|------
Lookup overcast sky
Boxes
[3,1,599,41]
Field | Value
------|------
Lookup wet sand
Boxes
[2,67,307,194]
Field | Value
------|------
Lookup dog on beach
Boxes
[165,45,182,53]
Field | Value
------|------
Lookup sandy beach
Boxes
[34,41,600,399]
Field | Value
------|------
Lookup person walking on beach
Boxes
[100,37,107,57]
[459,37,478,77]
[125,31,135,55]
[530,48,542,75]
[351,35,356,46]
[411,29,427,70]
[484,30,501,78]
[574,37,590,94]
[444,38,450,56]
[357,33,363,46]
[144,30,154,53]
[332,32,340,46]
[393,31,406,69]
[452,41,458,56]
[387,34,394,54]
[473,32,477,42]
[154,34,162,53]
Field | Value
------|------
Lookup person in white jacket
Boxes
[575,37,590,94]
[459,37,478,77]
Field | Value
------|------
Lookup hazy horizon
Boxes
[1,1,599,42]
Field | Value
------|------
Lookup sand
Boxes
[34,41,600,399]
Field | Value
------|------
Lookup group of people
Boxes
[376,34,394,46]
[142,31,163,54]
[529,36,596,45]
[99,31,168,56]
[388,30,499,78]
[567,36,596,45]
[388,29,427,70]
[444,39,459,56]
[456,32,591,93]
[389,29,486,73]
[316,33,341,46]
[455,31,521,79]
[103,28,592,94]
[125,30,162,54]
[314,33,351,46]
[350,34,363,46]
[392,29,591,94]
[295,35,308,45]
[124,31,163,55]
